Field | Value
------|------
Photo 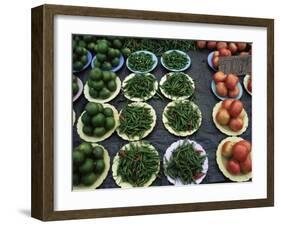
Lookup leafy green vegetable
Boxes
[128,52,155,72]
[162,50,189,70]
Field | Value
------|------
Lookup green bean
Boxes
[164,141,206,184]
[124,74,156,100]
[117,142,160,187]
[165,101,200,132]
[128,52,155,72]
[119,105,153,138]
[161,72,194,98]
[162,51,189,70]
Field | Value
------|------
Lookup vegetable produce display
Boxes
[84,68,121,103]
[72,34,252,189]
[164,140,207,185]
[160,72,195,100]
[127,51,157,73]
[163,100,202,136]
[161,50,190,71]
[117,102,156,141]
[72,142,110,189]
[112,141,160,187]
[213,99,248,136]
[77,102,119,142]
[216,137,252,182]
[123,73,158,101]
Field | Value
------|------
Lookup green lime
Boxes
[91,113,105,127]
[92,146,104,159]
[114,49,121,57]
[97,103,104,112]
[81,173,97,186]
[75,46,84,55]
[92,80,104,91]
[107,80,117,92]
[94,60,101,68]
[110,72,117,80]
[87,80,95,88]
[93,127,106,137]
[89,68,102,81]
[85,102,99,116]
[78,40,86,48]
[94,160,105,174]
[105,117,115,130]
[73,173,80,186]
[121,48,131,57]
[111,57,120,67]
[87,42,96,52]
[99,87,111,99]
[82,126,92,136]
[103,107,113,117]
[82,48,87,55]
[73,61,83,71]
[72,75,77,82]
[96,42,108,54]
[79,158,94,174]
[102,71,112,82]
[73,150,85,165]
[108,48,116,58]
[83,35,92,43]
[72,83,79,95]
[113,39,122,49]
[96,53,107,62]
[81,112,91,125]
[80,55,88,65]
[73,35,80,41]
[79,142,93,156]
[72,53,78,62]
[102,62,112,71]
[89,88,99,98]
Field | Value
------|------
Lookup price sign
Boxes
[219,55,251,75]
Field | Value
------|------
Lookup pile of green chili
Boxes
[161,72,194,98]
[165,101,201,132]
[128,52,155,72]
[162,51,189,70]
[123,38,196,57]
[117,142,160,186]
[119,104,153,138]
[124,74,156,99]
[165,141,206,184]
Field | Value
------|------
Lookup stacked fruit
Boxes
[221,139,252,175]
[216,99,245,132]
[73,142,106,186]
[213,72,240,98]
[196,41,250,69]
[87,68,117,99]
[81,102,116,137]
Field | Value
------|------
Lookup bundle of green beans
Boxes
[165,141,206,184]
[117,142,160,187]
[127,52,155,72]
[165,101,201,132]
[124,74,156,99]
[119,105,153,138]
[161,72,194,98]
[123,38,196,57]
[162,51,189,70]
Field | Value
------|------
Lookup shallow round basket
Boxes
[122,73,158,101]
[159,72,195,100]
[112,141,160,188]
[212,101,249,136]
[211,80,243,100]
[73,51,92,73]
[73,77,84,102]
[126,50,158,73]
[73,143,110,190]
[162,100,202,136]
[77,103,119,142]
[216,137,252,182]
[91,54,125,72]
[207,51,218,71]
[83,77,121,103]
[116,102,157,141]
[243,74,252,95]
[163,139,208,185]
[160,50,191,72]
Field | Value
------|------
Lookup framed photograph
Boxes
[31,4,274,221]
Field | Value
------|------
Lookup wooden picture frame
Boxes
[31,4,274,221]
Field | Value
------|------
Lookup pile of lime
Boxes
[72,75,79,97]
[92,38,131,70]
[73,142,106,186]
[81,102,116,137]
[72,35,94,71]
[87,68,117,99]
